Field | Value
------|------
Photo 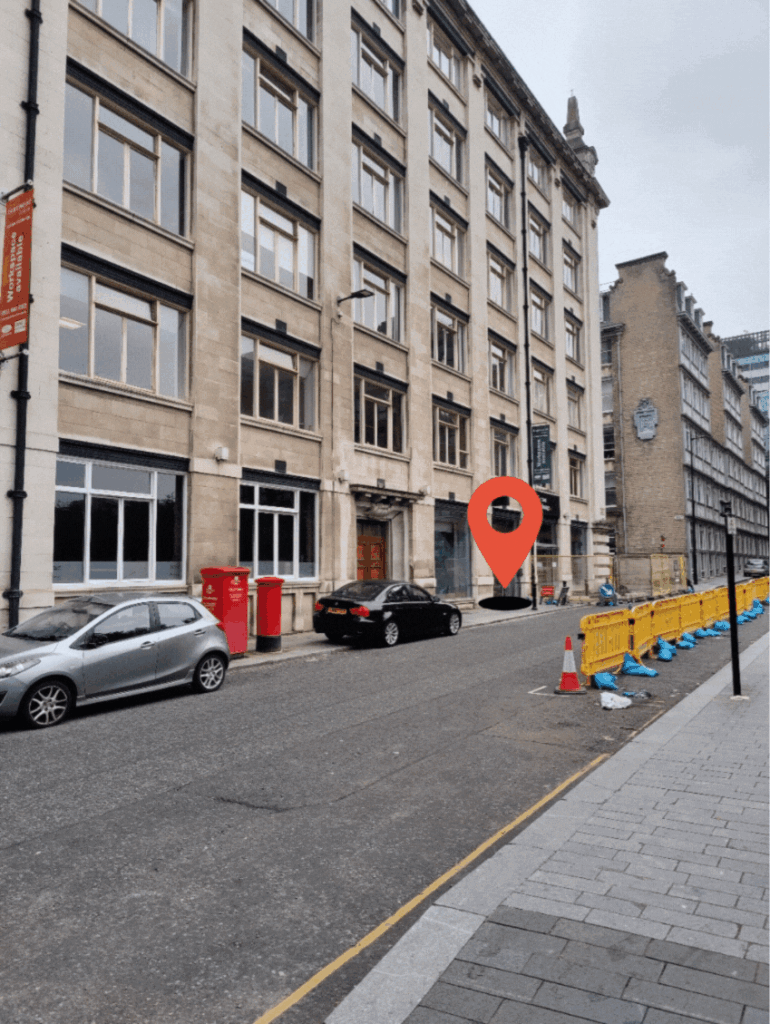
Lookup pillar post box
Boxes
[200,566,250,655]
[256,576,284,652]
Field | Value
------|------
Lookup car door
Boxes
[405,584,440,634]
[384,585,411,636]
[80,602,158,696]
[153,600,206,684]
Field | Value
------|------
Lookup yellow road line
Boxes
[251,751,609,1024]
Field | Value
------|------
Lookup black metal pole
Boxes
[3,0,40,628]
[722,504,741,697]
[518,135,537,611]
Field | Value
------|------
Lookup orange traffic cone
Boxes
[554,636,586,694]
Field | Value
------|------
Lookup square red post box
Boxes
[256,576,284,652]
[200,567,250,655]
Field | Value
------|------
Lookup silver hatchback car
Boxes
[0,593,230,729]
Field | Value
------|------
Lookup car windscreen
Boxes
[332,581,390,600]
[3,601,113,640]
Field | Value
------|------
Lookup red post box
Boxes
[256,576,284,652]
[200,566,250,655]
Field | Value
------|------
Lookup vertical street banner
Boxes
[0,189,34,352]
[531,423,551,488]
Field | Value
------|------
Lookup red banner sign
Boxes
[0,189,34,352]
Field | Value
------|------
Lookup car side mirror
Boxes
[432,595,441,602]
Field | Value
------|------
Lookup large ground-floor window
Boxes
[434,500,471,597]
[239,482,316,579]
[54,457,185,583]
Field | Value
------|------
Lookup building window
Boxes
[239,483,316,579]
[680,372,710,429]
[431,306,466,373]
[562,191,579,227]
[603,424,615,459]
[262,0,314,38]
[533,365,552,415]
[53,457,185,584]
[240,336,316,429]
[604,470,617,507]
[240,191,315,299]
[567,386,582,429]
[530,287,549,340]
[353,257,403,341]
[63,83,187,234]
[431,207,464,277]
[489,340,514,396]
[352,143,403,231]
[723,382,741,420]
[528,211,548,264]
[427,21,462,89]
[527,148,547,191]
[354,376,405,453]
[78,0,191,75]
[486,166,510,227]
[601,334,612,365]
[429,108,463,182]
[434,406,469,468]
[678,327,709,385]
[563,247,580,294]
[492,428,514,476]
[569,454,584,498]
[565,317,581,362]
[59,267,187,399]
[485,93,508,145]
[242,53,315,168]
[488,253,513,311]
[351,29,401,120]
[601,377,613,414]
[725,415,743,455]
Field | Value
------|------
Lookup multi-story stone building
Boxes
[722,330,769,459]
[1,0,609,633]
[600,253,769,582]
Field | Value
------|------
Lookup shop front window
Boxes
[434,503,471,597]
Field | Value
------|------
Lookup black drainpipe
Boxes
[517,135,537,611]
[3,0,41,628]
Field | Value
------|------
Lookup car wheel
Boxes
[445,612,461,636]
[381,620,400,647]
[191,653,227,693]
[324,630,345,643]
[20,679,73,729]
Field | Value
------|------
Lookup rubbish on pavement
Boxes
[623,690,652,702]
[621,652,659,677]
[554,636,585,694]
[601,692,633,710]
[594,672,619,690]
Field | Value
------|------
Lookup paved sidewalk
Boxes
[326,631,769,1024]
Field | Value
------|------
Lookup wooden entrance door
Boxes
[357,535,387,579]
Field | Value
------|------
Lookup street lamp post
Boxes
[719,500,744,699]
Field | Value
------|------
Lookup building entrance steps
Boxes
[326,631,769,1024]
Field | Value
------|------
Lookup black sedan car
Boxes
[313,580,462,646]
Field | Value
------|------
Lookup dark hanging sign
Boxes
[531,423,551,488]
[536,490,560,522]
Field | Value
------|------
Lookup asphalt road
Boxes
[1,607,767,1024]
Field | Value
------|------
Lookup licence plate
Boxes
[328,607,347,615]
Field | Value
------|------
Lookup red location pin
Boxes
[467,476,543,589]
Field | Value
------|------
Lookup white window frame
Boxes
[239,335,316,430]
[533,365,552,415]
[565,317,581,363]
[563,246,580,294]
[431,306,466,373]
[429,107,463,182]
[567,386,583,430]
[239,483,318,581]
[240,190,316,299]
[601,376,613,414]
[562,190,579,228]
[354,375,406,453]
[351,142,403,232]
[263,0,315,39]
[352,258,403,342]
[527,148,548,191]
[427,20,462,90]
[53,456,187,586]
[431,207,464,277]
[488,253,513,311]
[242,52,315,169]
[530,287,549,340]
[78,0,192,75]
[59,265,188,399]
[485,93,508,145]
[569,454,585,498]
[486,166,510,227]
[492,427,514,477]
[434,405,469,468]
[528,210,548,265]
[351,29,401,121]
[489,340,514,397]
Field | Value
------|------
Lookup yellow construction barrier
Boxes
[700,589,720,626]
[628,602,655,663]
[737,583,750,614]
[579,609,631,682]
[681,592,705,633]
[715,586,729,621]
[756,576,769,602]
[650,596,683,650]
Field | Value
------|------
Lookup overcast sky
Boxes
[470,0,769,337]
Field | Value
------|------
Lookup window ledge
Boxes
[531,332,554,348]
[352,85,405,136]
[353,204,407,244]
[59,372,193,410]
[63,183,194,250]
[432,361,470,382]
[527,178,551,204]
[533,411,556,424]
[484,124,513,156]
[569,496,589,505]
[430,258,467,288]
[529,255,552,277]
[240,416,323,443]
[352,322,407,350]
[562,215,581,239]
[432,462,473,476]
[371,0,405,33]
[242,122,321,182]
[354,445,411,463]
[563,286,583,304]
[485,211,515,240]
[54,581,187,591]
[490,388,518,405]
[427,62,467,105]
[566,355,584,371]
[487,300,516,322]
[240,268,322,311]
[568,426,587,438]
[252,0,322,56]
[70,2,196,89]
[429,157,468,195]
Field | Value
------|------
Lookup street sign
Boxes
[726,516,737,535]
[0,189,34,351]
[532,424,551,488]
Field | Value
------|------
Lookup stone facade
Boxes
[1,0,610,633]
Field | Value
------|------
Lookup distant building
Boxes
[600,253,768,582]
[722,330,769,455]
